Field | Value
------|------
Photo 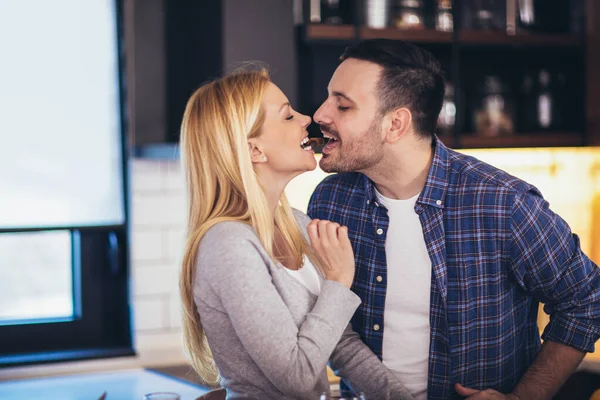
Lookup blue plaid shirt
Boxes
[308,138,600,399]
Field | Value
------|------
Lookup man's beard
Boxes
[319,117,384,173]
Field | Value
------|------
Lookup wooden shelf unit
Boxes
[297,0,599,150]
[305,24,355,41]
[304,25,583,48]
[360,27,453,43]
[458,30,584,47]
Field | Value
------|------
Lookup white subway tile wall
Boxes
[131,160,187,357]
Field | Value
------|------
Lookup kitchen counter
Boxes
[0,368,210,400]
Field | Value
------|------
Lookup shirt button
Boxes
[376,275,383,282]
[374,202,380,207]
[373,324,380,331]
[436,200,442,205]
[367,200,370,205]
[376,228,383,235]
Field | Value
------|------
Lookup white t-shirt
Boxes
[375,189,432,400]
[283,255,321,296]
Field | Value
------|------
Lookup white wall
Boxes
[129,159,186,356]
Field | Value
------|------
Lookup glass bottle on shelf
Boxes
[436,0,453,32]
[536,69,563,131]
[517,0,539,32]
[519,69,564,132]
[437,82,456,136]
[321,0,343,25]
[365,0,392,29]
[466,0,505,31]
[473,75,514,137]
[394,0,426,30]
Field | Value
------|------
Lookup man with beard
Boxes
[307,39,600,400]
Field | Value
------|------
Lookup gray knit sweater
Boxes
[194,209,414,400]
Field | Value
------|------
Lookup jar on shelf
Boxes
[473,76,514,137]
[437,82,456,135]
[436,0,453,32]
[394,0,426,30]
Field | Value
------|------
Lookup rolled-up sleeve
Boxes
[509,190,600,352]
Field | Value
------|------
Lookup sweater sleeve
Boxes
[329,324,415,400]
[196,223,361,395]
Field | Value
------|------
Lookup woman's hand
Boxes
[307,219,355,289]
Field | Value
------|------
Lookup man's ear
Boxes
[384,107,412,144]
[248,138,267,164]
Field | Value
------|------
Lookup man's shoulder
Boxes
[312,172,366,196]
[308,172,367,217]
[446,148,538,196]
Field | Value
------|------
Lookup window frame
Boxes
[0,0,133,367]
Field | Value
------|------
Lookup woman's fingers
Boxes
[337,225,350,247]
[309,219,350,250]
[317,220,332,248]
[325,221,340,243]
[307,219,320,243]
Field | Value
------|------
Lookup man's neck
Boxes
[365,140,434,200]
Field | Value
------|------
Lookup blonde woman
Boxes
[179,69,413,400]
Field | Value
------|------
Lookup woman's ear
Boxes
[248,138,267,164]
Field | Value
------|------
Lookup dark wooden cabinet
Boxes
[296,0,600,149]
[124,0,297,158]
[123,0,599,157]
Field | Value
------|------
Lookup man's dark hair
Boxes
[340,39,445,139]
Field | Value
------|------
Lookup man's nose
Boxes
[313,101,329,125]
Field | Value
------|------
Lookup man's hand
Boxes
[454,341,585,400]
[455,383,520,400]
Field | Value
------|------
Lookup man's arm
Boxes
[457,190,600,399]
[510,340,584,399]
[455,341,584,400]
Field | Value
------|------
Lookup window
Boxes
[0,0,132,365]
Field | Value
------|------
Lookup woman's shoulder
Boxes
[291,208,311,228]
[198,221,262,266]
[203,220,257,243]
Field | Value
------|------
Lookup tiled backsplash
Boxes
[130,160,186,358]
[130,146,600,361]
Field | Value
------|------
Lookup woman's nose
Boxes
[301,114,312,128]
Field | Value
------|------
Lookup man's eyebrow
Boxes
[331,91,355,104]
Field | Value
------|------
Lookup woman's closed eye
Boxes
[337,106,350,112]
[286,114,294,120]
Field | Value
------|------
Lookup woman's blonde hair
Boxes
[179,68,312,385]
